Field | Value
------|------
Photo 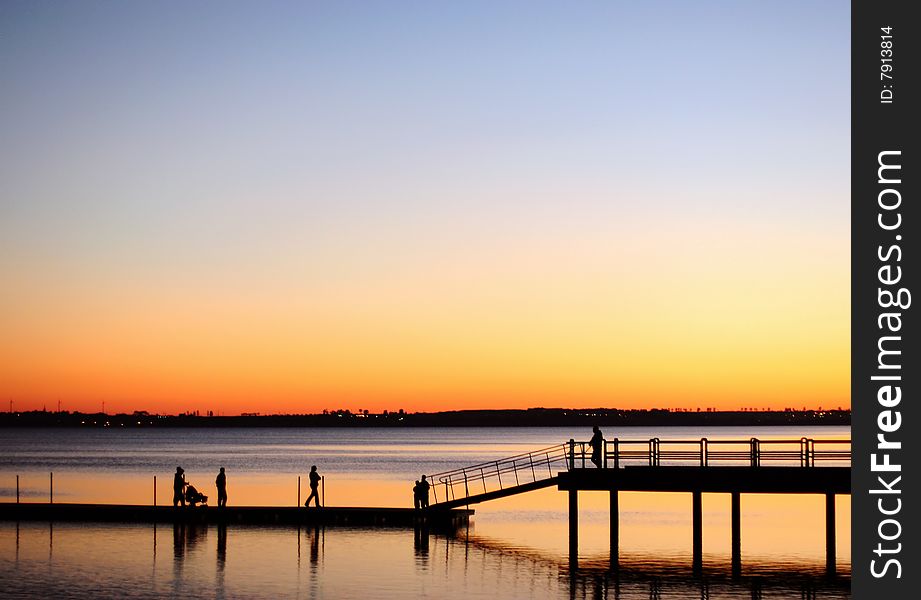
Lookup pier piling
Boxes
[826,493,836,575]
[568,489,578,566]
[692,491,702,573]
[609,489,619,567]
[731,492,741,577]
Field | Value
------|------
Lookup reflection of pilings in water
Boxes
[445,531,847,600]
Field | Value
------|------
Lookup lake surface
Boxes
[0,426,850,598]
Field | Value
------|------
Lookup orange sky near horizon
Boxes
[0,221,849,416]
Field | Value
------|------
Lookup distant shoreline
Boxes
[0,408,850,428]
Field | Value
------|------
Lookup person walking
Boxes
[173,467,187,507]
[216,467,227,507]
[305,465,322,507]
[590,426,604,468]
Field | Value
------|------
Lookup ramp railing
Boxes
[427,443,571,505]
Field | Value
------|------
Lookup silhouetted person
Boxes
[590,426,604,468]
[216,467,227,507]
[418,474,430,508]
[305,465,321,507]
[173,467,187,506]
[412,480,421,510]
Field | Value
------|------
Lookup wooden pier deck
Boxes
[0,502,472,530]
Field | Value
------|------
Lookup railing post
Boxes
[569,439,575,469]
[16,475,19,504]
[750,438,760,467]
[528,454,536,482]
[463,469,470,498]
[613,438,619,469]
[496,462,502,489]
[700,438,708,467]
[298,476,301,507]
[603,439,608,469]
[481,467,487,493]
[50,472,53,504]
[800,437,808,467]
[512,460,519,486]
[154,475,157,506]
[321,476,325,507]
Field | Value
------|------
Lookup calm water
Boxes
[0,426,850,598]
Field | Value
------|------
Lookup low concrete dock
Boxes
[0,502,472,530]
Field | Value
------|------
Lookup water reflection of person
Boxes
[173,467,187,506]
[413,524,430,557]
[216,467,227,507]
[590,426,604,468]
[309,526,321,564]
[217,523,227,570]
[418,475,430,508]
[305,465,322,507]
[173,522,185,559]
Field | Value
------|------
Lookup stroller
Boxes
[184,483,208,507]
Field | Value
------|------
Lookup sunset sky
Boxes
[0,2,849,415]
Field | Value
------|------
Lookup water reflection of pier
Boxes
[432,530,848,600]
[428,437,850,576]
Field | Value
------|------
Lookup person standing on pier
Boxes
[418,474,430,508]
[216,467,227,507]
[590,426,604,468]
[173,466,187,506]
[305,465,322,507]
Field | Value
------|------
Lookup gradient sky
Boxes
[0,1,850,415]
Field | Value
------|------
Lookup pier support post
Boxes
[731,492,741,577]
[569,489,578,567]
[609,489,619,567]
[826,493,836,575]
[692,491,702,573]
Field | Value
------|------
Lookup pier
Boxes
[426,437,851,575]
[0,502,472,530]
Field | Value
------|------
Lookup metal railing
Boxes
[580,437,851,469]
[427,437,851,506]
[427,443,570,505]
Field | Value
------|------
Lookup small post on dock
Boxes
[826,493,836,575]
[298,476,301,507]
[692,491,702,573]
[609,488,619,567]
[16,475,19,503]
[321,476,325,507]
[731,491,741,577]
[153,475,157,506]
[50,472,53,504]
[568,489,578,567]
